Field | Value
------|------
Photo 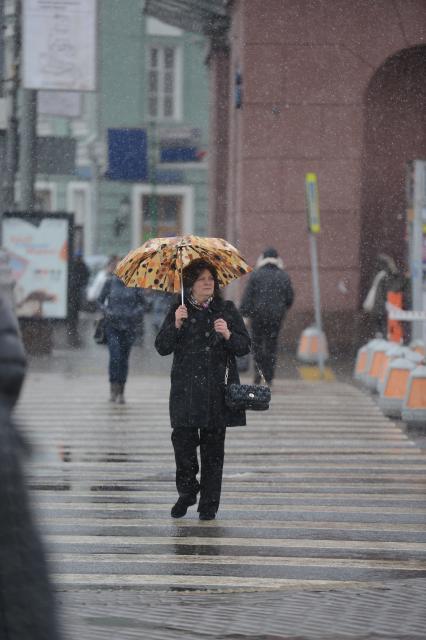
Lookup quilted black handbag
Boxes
[224,359,271,411]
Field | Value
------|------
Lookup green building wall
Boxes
[35,0,210,259]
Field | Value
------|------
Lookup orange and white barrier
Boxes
[409,340,426,358]
[376,344,407,395]
[378,357,416,418]
[353,339,381,383]
[363,339,389,391]
[297,326,329,364]
[406,350,424,366]
[401,366,426,426]
[354,344,369,381]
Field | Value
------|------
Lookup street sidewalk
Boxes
[15,335,426,639]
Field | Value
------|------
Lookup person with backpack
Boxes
[240,247,294,385]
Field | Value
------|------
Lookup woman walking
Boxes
[155,259,251,521]
[98,274,146,404]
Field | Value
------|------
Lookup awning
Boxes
[143,0,229,35]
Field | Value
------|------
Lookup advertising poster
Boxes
[2,213,72,319]
[22,0,97,91]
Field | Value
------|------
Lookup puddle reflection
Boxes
[56,446,132,464]
[173,541,222,556]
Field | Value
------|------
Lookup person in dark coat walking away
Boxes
[98,274,146,404]
[240,247,294,385]
[155,259,251,521]
[0,293,61,640]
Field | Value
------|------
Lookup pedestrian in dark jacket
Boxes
[68,252,90,346]
[240,247,294,385]
[98,274,146,404]
[155,259,251,521]
[363,254,411,342]
[0,293,61,640]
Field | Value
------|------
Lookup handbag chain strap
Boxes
[225,357,266,386]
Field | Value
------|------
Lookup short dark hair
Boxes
[182,259,221,297]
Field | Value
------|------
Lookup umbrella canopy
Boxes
[115,235,252,299]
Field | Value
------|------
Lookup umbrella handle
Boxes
[179,247,184,306]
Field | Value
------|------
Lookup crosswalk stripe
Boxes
[42,534,426,552]
[31,502,426,515]
[36,516,426,533]
[31,491,426,502]
[47,552,426,569]
[51,574,390,591]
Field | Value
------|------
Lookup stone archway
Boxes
[359,46,426,302]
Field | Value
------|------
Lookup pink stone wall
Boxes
[208,47,230,239]
[208,0,426,350]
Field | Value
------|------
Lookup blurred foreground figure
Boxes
[0,293,61,640]
[240,247,294,385]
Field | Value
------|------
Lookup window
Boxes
[147,45,180,120]
[142,194,183,241]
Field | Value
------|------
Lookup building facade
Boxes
[146,0,426,352]
[31,0,210,258]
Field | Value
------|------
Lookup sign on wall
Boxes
[2,212,73,319]
[305,172,321,234]
[38,91,82,117]
[107,129,148,181]
[22,0,97,91]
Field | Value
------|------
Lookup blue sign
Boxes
[107,129,148,181]
[160,146,198,163]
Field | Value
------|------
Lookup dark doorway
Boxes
[359,46,426,302]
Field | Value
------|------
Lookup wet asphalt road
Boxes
[12,320,426,638]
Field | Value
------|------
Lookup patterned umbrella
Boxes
[115,235,252,303]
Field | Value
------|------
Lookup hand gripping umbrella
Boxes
[115,235,252,304]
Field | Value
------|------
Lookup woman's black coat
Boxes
[155,296,251,430]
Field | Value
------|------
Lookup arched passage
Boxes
[359,46,426,301]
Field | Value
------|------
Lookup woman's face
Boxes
[191,268,215,301]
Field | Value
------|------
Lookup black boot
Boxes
[109,383,119,402]
[199,509,216,521]
[171,496,197,518]
[116,383,125,404]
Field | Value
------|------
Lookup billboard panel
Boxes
[38,91,82,117]
[2,212,72,319]
[22,0,97,91]
[37,136,76,175]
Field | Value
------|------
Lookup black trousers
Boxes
[252,316,282,384]
[171,427,226,513]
